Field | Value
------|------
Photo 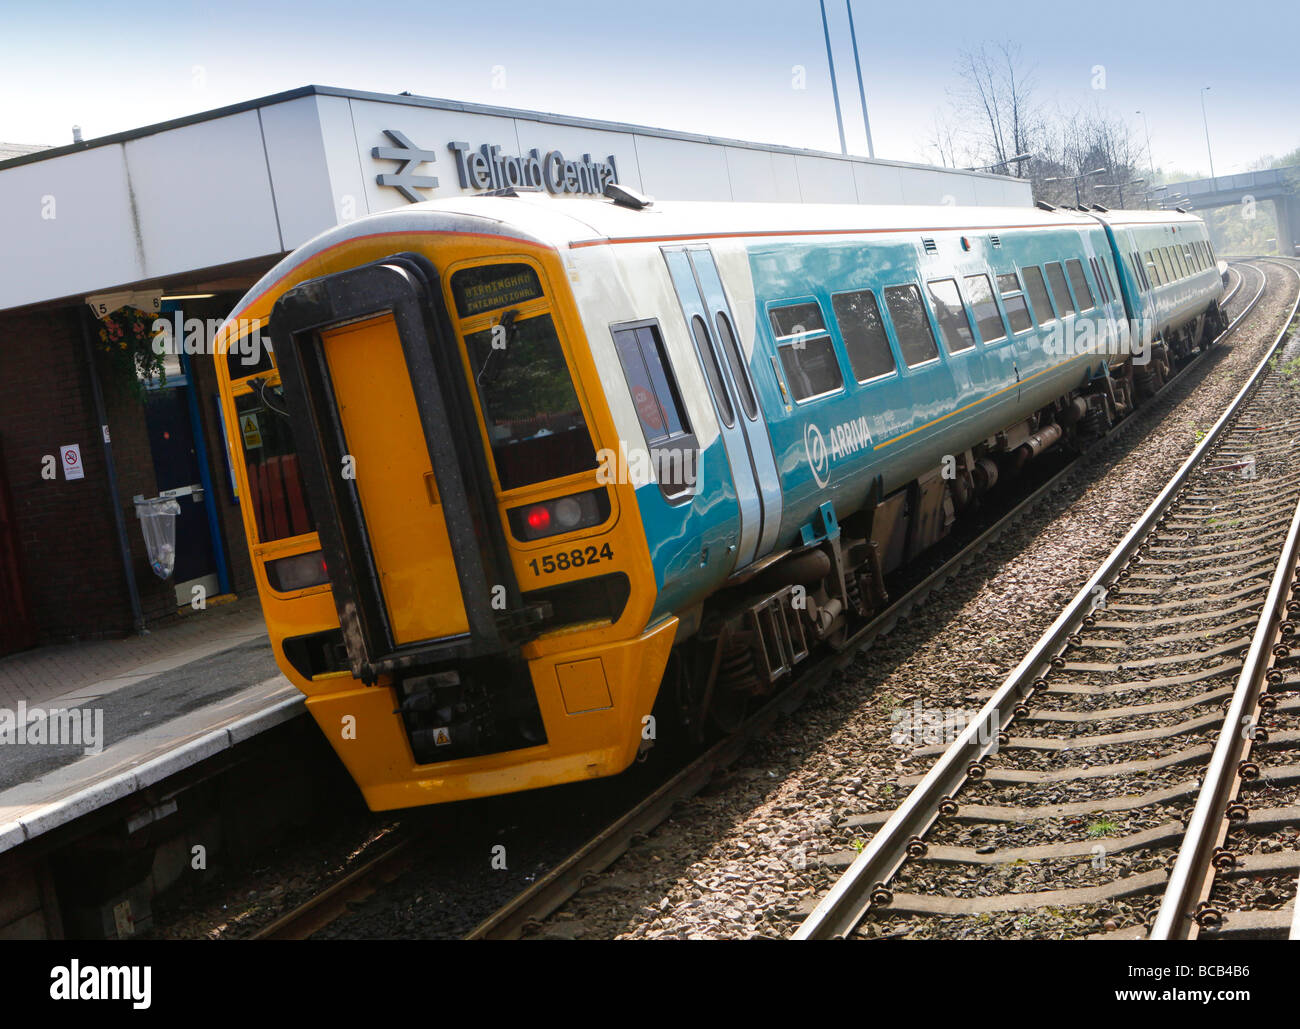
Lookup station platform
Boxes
[0,597,302,855]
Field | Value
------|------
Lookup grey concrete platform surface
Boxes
[0,598,303,854]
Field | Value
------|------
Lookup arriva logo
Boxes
[805,416,872,488]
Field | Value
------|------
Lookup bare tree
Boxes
[954,42,1036,174]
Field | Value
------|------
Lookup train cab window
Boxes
[926,278,976,353]
[1022,265,1055,325]
[714,312,758,419]
[962,274,1006,343]
[692,315,735,425]
[1184,244,1197,272]
[1065,259,1095,310]
[1045,262,1076,316]
[997,273,1033,334]
[234,387,314,542]
[883,284,941,367]
[1160,248,1176,282]
[464,312,598,492]
[831,288,897,382]
[770,301,843,402]
[1176,246,1190,277]
[612,321,698,497]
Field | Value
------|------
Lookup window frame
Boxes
[925,276,979,354]
[610,317,699,501]
[1021,264,1057,326]
[1065,258,1096,310]
[1045,261,1077,316]
[882,282,943,370]
[995,270,1034,335]
[767,298,846,404]
[829,286,900,385]
[962,271,1009,345]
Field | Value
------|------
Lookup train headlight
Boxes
[508,488,611,541]
[266,549,330,592]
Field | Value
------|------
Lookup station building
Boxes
[0,85,1032,656]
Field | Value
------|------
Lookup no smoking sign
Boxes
[60,444,84,481]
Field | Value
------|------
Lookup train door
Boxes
[664,247,780,568]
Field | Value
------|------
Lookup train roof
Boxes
[384,193,1103,250]
[234,194,1206,318]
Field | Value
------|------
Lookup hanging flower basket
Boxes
[94,306,167,397]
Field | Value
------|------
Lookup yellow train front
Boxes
[214,203,674,811]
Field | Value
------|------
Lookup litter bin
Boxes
[134,496,182,579]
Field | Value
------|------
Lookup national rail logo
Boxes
[805,415,873,489]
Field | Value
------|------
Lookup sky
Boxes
[2,0,1297,178]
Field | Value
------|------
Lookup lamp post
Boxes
[1200,86,1216,186]
[820,0,847,155]
[845,0,875,159]
[1135,109,1156,181]
[1044,167,1107,206]
[1096,178,1145,209]
[967,152,1034,175]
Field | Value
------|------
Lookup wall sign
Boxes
[374,129,618,203]
[60,444,84,481]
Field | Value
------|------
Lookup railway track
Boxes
[250,261,1271,941]
[795,258,1300,940]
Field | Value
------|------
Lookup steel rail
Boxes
[1150,261,1300,939]
[1148,490,1300,938]
[794,261,1298,939]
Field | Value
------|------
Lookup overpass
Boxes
[1162,166,1300,255]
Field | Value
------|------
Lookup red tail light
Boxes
[508,488,611,541]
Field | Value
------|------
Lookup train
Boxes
[213,187,1227,811]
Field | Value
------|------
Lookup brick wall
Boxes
[0,307,140,640]
[0,300,258,645]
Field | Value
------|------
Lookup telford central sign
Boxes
[372,128,619,203]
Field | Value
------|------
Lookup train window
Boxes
[1143,251,1162,286]
[714,313,758,420]
[1022,266,1055,325]
[611,322,690,445]
[612,321,697,497]
[1159,248,1175,282]
[1164,247,1179,280]
[1104,257,1121,299]
[1177,246,1190,277]
[691,315,735,426]
[235,388,315,542]
[831,289,897,382]
[777,336,844,402]
[997,273,1033,334]
[962,274,1006,343]
[926,278,976,353]
[1184,244,1197,272]
[1045,263,1076,315]
[1066,259,1095,310]
[464,312,598,492]
[884,284,940,367]
[769,302,826,340]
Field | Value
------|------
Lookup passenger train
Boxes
[213,188,1227,810]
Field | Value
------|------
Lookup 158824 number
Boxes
[528,542,614,576]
